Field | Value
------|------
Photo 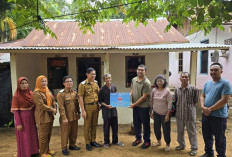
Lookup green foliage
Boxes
[1,0,69,40]
[70,0,232,35]
[1,0,232,39]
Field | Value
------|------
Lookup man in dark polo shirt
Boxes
[129,64,151,149]
[98,74,124,148]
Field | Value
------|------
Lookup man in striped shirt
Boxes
[174,72,199,156]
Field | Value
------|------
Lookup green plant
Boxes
[3,120,13,128]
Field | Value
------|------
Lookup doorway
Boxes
[76,57,101,87]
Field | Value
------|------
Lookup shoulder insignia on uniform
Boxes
[94,80,98,83]
[59,89,64,93]
[81,80,86,85]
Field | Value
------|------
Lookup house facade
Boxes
[1,20,230,125]
[169,24,232,89]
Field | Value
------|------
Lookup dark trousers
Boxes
[103,116,118,144]
[133,107,150,143]
[153,112,171,144]
[202,114,227,157]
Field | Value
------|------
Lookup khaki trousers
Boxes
[60,119,78,150]
[84,104,99,144]
[38,121,53,154]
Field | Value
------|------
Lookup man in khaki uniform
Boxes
[57,76,81,156]
[78,67,101,151]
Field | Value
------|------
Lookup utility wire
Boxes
[37,0,39,18]
[0,0,144,38]
[44,0,144,19]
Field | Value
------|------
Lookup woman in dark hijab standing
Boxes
[11,77,39,157]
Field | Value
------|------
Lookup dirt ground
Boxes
[0,118,232,157]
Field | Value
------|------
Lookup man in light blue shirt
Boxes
[200,62,232,157]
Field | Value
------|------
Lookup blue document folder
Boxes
[110,93,130,107]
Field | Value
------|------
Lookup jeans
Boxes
[202,114,227,157]
[133,107,150,143]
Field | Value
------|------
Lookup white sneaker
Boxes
[165,146,171,151]
[152,142,161,147]
[104,144,109,148]
[115,142,125,147]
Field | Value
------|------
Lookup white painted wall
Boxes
[13,51,168,125]
[169,25,232,89]
[169,51,191,88]
[169,52,179,88]
[187,26,232,89]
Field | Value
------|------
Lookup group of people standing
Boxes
[11,62,231,157]
[129,63,231,157]
[11,75,57,157]
[129,64,198,156]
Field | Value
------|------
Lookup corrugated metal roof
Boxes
[0,19,188,48]
[0,53,10,63]
[118,43,231,50]
[0,43,230,53]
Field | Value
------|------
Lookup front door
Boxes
[76,57,101,87]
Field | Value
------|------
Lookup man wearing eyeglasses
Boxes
[57,76,81,156]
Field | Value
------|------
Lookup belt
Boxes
[85,102,97,105]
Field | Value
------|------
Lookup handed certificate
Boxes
[110,93,130,107]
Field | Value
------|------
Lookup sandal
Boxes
[189,150,197,156]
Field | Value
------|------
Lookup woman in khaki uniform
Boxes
[33,75,57,157]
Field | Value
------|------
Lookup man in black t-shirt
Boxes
[98,74,124,149]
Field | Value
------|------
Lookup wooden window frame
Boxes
[178,52,183,73]
[47,57,68,89]
[125,56,145,88]
[200,39,209,74]
[76,57,101,87]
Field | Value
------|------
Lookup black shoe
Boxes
[90,141,102,147]
[62,149,69,156]
[175,145,185,151]
[132,140,142,146]
[200,153,214,157]
[69,146,80,150]
[31,153,40,157]
[140,142,150,149]
[86,144,92,151]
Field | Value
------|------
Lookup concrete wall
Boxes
[109,52,168,92]
[169,25,232,89]
[12,51,169,125]
[169,52,180,88]
[169,51,191,88]
[187,26,232,89]
[11,53,42,92]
